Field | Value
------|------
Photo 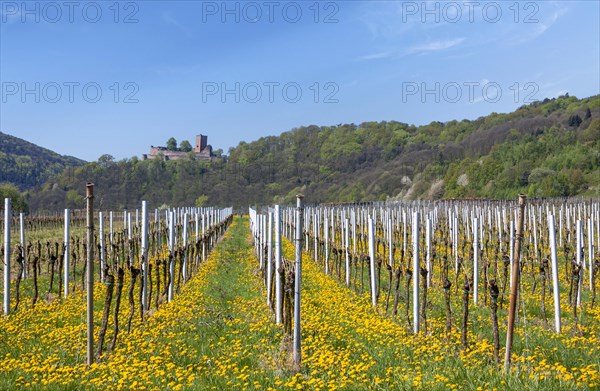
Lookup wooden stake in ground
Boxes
[86,183,95,366]
[293,195,304,369]
[504,194,526,370]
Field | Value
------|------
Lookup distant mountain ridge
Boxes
[0,131,85,190]
[21,93,600,211]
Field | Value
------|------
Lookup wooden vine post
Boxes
[504,194,526,370]
[86,183,95,366]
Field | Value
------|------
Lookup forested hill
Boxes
[28,94,600,211]
[0,131,85,190]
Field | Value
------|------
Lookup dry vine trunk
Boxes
[14,245,24,312]
[96,274,115,359]
[109,267,125,353]
[127,267,140,332]
[489,279,500,364]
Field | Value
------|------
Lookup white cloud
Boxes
[161,12,192,36]
[355,52,392,61]
[408,37,465,54]
[508,6,568,45]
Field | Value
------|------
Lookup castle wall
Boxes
[146,135,214,161]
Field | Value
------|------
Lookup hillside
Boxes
[27,94,600,211]
[0,131,85,190]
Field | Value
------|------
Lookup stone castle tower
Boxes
[144,134,213,161]
[195,134,208,153]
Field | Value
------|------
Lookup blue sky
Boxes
[1,0,598,161]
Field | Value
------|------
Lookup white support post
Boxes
[588,218,594,290]
[141,201,148,311]
[388,218,393,269]
[182,213,188,281]
[473,218,479,305]
[368,218,378,308]
[64,208,70,299]
[344,218,350,286]
[259,214,265,270]
[293,195,304,368]
[267,211,273,307]
[426,216,431,288]
[99,212,105,283]
[19,212,26,279]
[3,198,11,315]
[547,214,561,333]
[168,211,175,302]
[324,214,329,274]
[275,205,282,324]
[576,220,583,306]
[109,211,114,246]
[413,210,420,334]
[313,213,318,261]
[202,214,206,261]
[127,212,133,268]
[509,220,514,289]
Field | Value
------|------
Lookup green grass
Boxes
[1,217,598,390]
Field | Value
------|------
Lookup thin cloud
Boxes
[355,52,392,61]
[508,6,567,45]
[161,12,192,36]
[408,37,466,54]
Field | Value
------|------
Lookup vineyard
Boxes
[1,194,599,390]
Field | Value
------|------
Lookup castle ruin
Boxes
[143,134,214,161]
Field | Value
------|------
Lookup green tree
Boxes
[195,194,209,207]
[0,183,28,212]
[66,189,83,209]
[180,140,192,152]
[166,137,177,151]
[98,154,115,168]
